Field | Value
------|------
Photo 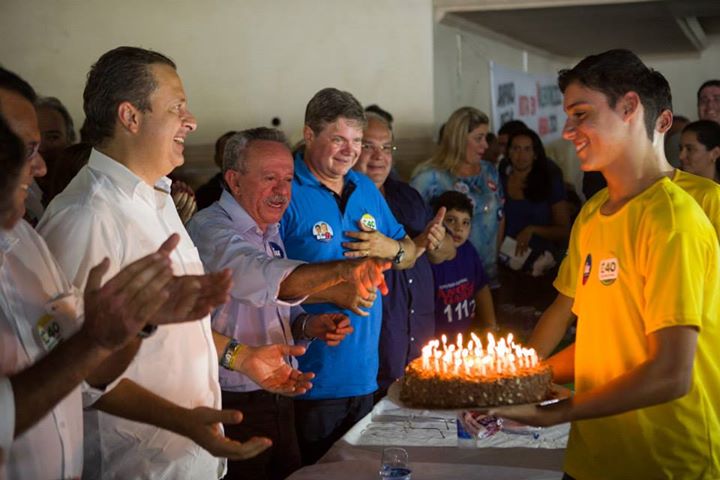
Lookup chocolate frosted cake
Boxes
[400,357,552,409]
[399,333,553,409]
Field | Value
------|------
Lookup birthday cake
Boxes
[400,333,553,409]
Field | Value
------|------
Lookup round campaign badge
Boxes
[598,257,619,286]
[268,241,285,258]
[360,213,377,231]
[313,221,334,241]
[582,254,592,286]
[453,182,470,195]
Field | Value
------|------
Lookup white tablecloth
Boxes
[288,393,569,479]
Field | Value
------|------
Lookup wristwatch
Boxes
[392,241,405,265]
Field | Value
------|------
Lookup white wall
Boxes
[644,42,720,121]
[433,17,571,136]
[0,0,435,146]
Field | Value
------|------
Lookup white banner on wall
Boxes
[489,61,566,143]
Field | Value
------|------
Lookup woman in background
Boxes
[411,107,504,287]
[680,120,720,183]
[500,127,570,269]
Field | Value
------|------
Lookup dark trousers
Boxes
[221,389,302,480]
[294,393,374,466]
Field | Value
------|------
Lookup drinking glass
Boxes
[379,447,411,479]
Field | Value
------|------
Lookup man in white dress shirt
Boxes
[0,90,247,479]
[38,47,312,479]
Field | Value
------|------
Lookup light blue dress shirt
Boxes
[187,190,306,392]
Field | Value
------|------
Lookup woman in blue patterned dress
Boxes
[411,107,505,286]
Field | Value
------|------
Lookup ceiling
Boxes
[436,0,720,58]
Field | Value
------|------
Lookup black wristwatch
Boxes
[392,241,405,265]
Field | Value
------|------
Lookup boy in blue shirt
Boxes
[431,191,498,339]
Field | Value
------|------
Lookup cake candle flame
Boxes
[419,332,539,377]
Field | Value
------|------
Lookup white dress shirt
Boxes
[0,220,83,480]
[187,190,306,392]
[38,149,224,480]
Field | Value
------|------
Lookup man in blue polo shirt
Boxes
[281,88,416,464]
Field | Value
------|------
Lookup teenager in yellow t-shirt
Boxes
[529,139,720,360]
[491,49,720,480]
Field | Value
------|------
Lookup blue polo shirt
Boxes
[281,153,406,399]
[377,177,436,390]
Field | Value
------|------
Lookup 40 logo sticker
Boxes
[598,258,619,286]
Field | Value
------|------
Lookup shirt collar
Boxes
[217,189,279,238]
[87,148,172,199]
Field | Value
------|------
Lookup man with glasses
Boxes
[353,107,452,399]
[698,79,720,125]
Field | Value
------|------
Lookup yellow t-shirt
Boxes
[555,169,720,298]
[563,178,720,479]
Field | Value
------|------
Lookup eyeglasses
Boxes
[361,143,397,154]
[25,142,40,161]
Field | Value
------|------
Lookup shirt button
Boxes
[410,336,415,342]
[410,309,415,314]
[59,421,66,429]
[408,278,413,284]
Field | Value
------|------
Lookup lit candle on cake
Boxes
[418,332,539,378]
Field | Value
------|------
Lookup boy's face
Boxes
[562,81,630,172]
[444,208,472,247]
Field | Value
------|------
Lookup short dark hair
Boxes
[432,190,474,218]
[697,80,720,102]
[81,46,176,146]
[223,127,290,176]
[0,67,37,103]
[304,88,365,135]
[0,114,26,220]
[558,49,671,139]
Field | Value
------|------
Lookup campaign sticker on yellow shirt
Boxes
[360,213,377,231]
[598,257,619,285]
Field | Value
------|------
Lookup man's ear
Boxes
[710,145,720,163]
[223,169,238,196]
[655,109,673,135]
[620,92,640,120]
[303,125,314,145]
[117,101,141,134]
